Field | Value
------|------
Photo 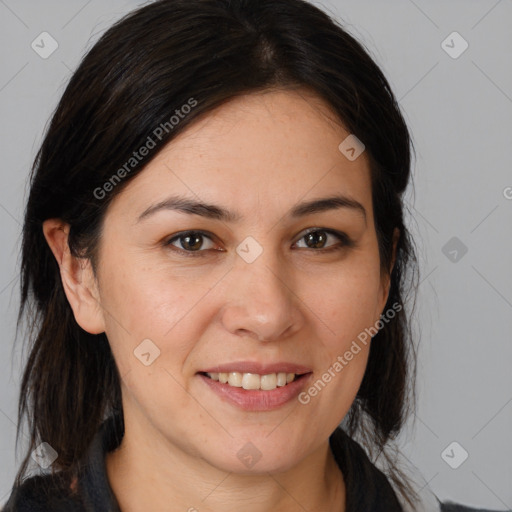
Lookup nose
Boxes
[219,246,305,343]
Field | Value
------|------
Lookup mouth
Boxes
[199,371,310,391]
[197,361,313,390]
[196,365,313,411]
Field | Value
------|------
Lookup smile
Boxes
[197,370,313,411]
[203,371,299,391]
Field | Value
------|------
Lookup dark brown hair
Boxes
[14,0,419,508]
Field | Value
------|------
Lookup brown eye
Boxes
[303,231,329,249]
[295,229,352,251]
[166,231,216,253]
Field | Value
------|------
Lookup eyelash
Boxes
[164,228,354,258]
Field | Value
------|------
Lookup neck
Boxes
[105,411,346,512]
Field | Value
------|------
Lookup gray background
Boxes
[0,0,511,509]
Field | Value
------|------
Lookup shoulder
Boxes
[2,415,123,512]
[329,426,508,512]
[1,471,84,512]
[439,502,510,512]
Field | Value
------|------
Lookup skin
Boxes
[43,88,397,512]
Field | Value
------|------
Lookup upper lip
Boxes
[200,361,312,375]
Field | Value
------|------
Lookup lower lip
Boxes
[197,373,313,411]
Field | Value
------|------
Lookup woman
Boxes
[1,1,499,511]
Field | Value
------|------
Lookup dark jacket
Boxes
[1,415,504,511]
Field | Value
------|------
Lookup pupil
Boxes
[306,231,326,249]
[183,233,202,250]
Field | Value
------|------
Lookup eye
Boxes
[294,228,353,252]
[164,228,353,257]
[165,230,219,255]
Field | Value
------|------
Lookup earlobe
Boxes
[42,219,106,335]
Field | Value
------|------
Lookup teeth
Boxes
[228,372,242,387]
[276,372,287,387]
[205,372,298,390]
[242,373,260,390]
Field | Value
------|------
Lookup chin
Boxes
[211,453,299,475]
[199,436,307,476]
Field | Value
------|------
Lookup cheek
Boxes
[311,262,383,353]
[299,264,382,420]
[98,253,210,372]
[99,259,213,418]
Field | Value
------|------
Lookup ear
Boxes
[379,227,400,313]
[42,219,106,334]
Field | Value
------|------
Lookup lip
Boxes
[199,361,312,375]
[197,371,313,412]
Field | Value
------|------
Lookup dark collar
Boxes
[75,414,122,511]
[329,427,404,511]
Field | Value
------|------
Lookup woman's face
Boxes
[82,89,393,473]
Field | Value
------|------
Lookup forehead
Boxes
[108,89,373,224]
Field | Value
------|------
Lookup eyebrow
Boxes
[136,194,367,225]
